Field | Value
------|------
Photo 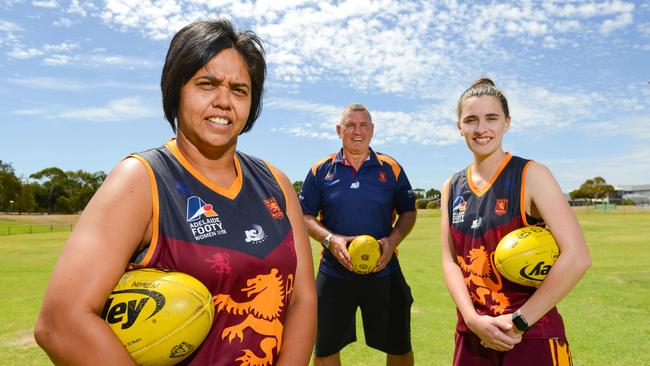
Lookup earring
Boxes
[460,132,464,137]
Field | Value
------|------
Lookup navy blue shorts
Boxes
[314,268,413,357]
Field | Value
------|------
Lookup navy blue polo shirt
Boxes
[300,148,416,278]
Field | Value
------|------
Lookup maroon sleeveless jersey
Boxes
[131,139,297,365]
[447,153,566,340]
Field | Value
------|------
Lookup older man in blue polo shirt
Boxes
[300,103,417,366]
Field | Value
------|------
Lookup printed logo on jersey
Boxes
[244,224,267,244]
[186,196,217,222]
[495,199,509,216]
[471,216,482,229]
[378,171,387,183]
[213,268,294,365]
[205,252,231,274]
[452,196,468,224]
[350,181,360,189]
[186,196,227,241]
[264,197,285,220]
[325,179,340,187]
[456,246,510,314]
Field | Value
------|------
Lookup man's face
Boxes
[336,110,374,155]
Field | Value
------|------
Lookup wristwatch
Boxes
[512,310,530,332]
[323,233,333,249]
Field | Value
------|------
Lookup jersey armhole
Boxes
[126,154,159,268]
[264,160,289,214]
[520,160,545,226]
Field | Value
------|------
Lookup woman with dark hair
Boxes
[440,78,591,365]
[35,19,316,366]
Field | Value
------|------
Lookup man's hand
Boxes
[329,234,354,271]
[373,237,395,272]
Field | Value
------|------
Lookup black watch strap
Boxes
[512,310,530,332]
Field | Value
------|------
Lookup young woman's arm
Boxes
[440,179,521,352]
[34,158,153,365]
[515,162,591,327]
[275,169,317,366]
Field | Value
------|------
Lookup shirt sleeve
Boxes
[394,164,416,214]
[299,167,321,216]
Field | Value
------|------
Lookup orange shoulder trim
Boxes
[376,152,402,179]
[264,160,289,211]
[311,153,337,175]
[127,154,159,268]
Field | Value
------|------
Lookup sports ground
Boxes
[1,209,649,365]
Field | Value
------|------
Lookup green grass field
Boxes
[1,210,649,365]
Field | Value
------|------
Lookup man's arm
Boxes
[303,214,354,271]
[374,210,416,272]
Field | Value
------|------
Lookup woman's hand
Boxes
[466,314,522,352]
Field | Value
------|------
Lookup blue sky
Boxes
[1,0,649,193]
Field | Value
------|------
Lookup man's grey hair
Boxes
[340,103,372,124]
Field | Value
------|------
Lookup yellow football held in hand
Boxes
[494,226,560,287]
[103,268,215,366]
[348,235,382,275]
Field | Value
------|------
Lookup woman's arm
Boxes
[34,158,153,365]
[440,179,520,351]
[516,162,592,326]
[275,170,317,366]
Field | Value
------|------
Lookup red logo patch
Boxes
[495,199,508,216]
[378,172,387,183]
[264,197,285,219]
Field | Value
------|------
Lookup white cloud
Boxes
[52,17,75,28]
[86,1,637,99]
[0,20,23,32]
[13,97,158,121]
[554,145,650,188]
[7,47,44,59]
[637,22,650,37]
[8,77,158,91]
[32,0,58,9]
[59,97,157,121]
[43,42,80,52]
[267,96,459,146]
[600,12,634,34]
[43,54,74,65]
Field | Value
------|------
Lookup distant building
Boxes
[615,184,650,205]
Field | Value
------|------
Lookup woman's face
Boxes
[457,95,510,158]
[177,48,252,152]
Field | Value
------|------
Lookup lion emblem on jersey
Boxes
[457,245,510,314]
[213,268,294,366]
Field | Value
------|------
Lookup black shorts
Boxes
[314,269,413,357]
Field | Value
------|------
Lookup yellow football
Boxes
[102,268,214,366]
[494,226,560,287]
[348,235,381,275]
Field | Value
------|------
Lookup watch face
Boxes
[324,235,331,248]
[513,314,529,331]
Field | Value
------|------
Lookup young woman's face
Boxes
[457,96,510,158]
[177,48,252,151]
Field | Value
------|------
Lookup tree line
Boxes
[0,160,106,214]
[292,180,442,209]
[0,158,625,215]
